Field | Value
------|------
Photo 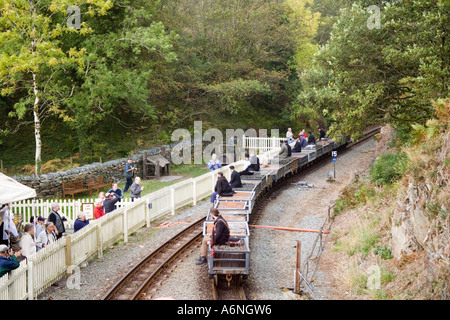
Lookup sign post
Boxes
[331,151,337,178]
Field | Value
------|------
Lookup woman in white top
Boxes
[19,223,36,259]
[0,204,19,247]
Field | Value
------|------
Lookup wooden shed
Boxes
[142,151,171,180]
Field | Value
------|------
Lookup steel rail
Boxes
[102,216,205,300]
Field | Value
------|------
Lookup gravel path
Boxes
[37,139,375,300]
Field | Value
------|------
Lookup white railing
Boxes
[8,198,137,225]
[243,135,285,155]
[1,151,273,299]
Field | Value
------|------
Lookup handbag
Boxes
[124,171,133,178]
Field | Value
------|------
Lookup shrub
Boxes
[375,245,393,260]
[370,152,408,185]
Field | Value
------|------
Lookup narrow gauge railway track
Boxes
[212,279,247,300]
[102,217,205,300]
[250,126,380,223]
[102,127,380,300]
[209,126,381,299]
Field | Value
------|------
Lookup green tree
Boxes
[294,0,450,139]
[64,0,177,162]
[0,0,113,174]
[152,0,309,133]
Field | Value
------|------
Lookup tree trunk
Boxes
[32,71,42,175]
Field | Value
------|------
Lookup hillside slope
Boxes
[317,101,449,300]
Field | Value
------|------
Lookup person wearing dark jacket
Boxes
[318,127,326,141]
[0,244,21,278]
[48,203,66,240]
[308,131,316,145]
[196,208,230,265]
[103,193,121,214]
[292,138,302,153]
[73,212,89,233]
[249,154,260,172]
[210,172,233,203]
[285,140,292,157]
[229,166,243,188]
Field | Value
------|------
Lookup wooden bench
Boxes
[62,180,92,199]
[86,176,109,193]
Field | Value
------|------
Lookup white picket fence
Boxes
[243,135,284,156]
[9,198,137,227]
[1,156,260,300]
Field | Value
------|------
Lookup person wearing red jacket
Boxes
[93,198,105,220]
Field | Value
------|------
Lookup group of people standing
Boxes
[1,157,146,278]
[0,201,68,276]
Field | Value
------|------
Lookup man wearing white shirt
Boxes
[36,222,57,251]
[286,128,294,143]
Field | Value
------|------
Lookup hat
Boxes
[105,192,111,198]
[37,216,46,222]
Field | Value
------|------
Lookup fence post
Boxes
[65,235,72,277]
[171,188,175,215]
[27,260,34,300]
[123,209,128,243]
[145,199,151,228]
[294,240,301,294]
[96,223,103,259]
[192,179,197,206]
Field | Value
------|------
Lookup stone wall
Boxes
[12,146,172,199]
[12,138,239,199]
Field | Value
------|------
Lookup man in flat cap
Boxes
[124,157,137,193]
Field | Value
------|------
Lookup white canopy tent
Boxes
[0,172,36,204]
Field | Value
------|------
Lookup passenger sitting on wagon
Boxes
[229,166,243,188]
[299,134,308,148]
[239,154,254,176]
[249,153,260,172]
[195,208,230,265]
[291,138,302,153]
[285,140,292,157]
[210,172,234,203]
[278,140,288,159]
[308,131,316,145]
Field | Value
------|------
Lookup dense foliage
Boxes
[294,0,450,140]
[1,0,448,173]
